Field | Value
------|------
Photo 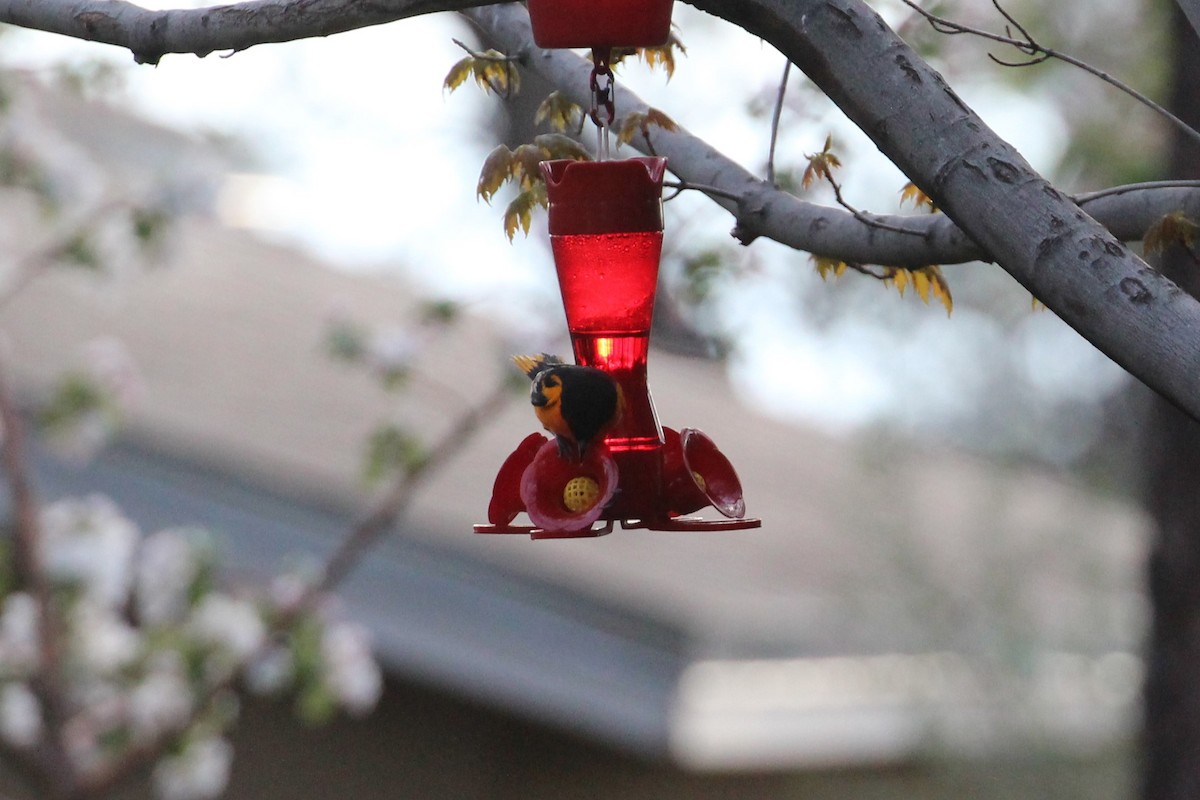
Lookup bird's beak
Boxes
[530,388,549,407]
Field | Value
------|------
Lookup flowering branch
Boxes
[0,363,79,800]
[318,377,513,593]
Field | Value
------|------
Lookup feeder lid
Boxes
[541,157,667,235]
[527,0,674,49]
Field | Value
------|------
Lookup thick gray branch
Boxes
[0,0,501,64]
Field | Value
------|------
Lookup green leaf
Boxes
[503,184,547,241]
[1144,211,1199,255]
[443,56,474,93]
[363,424,428,484]
[535,92,583,132]
[511,143,547,190]
[420,300,460,325]
[37,373,107,432]
[476,145,514,204]
[532,133,592,162]
[616,108,678,148]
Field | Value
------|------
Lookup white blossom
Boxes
[365,325,421,379]
[152,736,233,800]
[45,408,116,463]
[83,336,145,412]
[267,570,311,613]
[71,603,141,674]
[41,495,138,607]
[189,595,265,663]
[244,645,293,697]
[128,652,192,740]
[0,683,42,748]
[0,593,40,674]
[321,622,382,716]
[137,529,201,626]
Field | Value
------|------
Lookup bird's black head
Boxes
[530,368,563,409]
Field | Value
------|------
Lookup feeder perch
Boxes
[527,0,674,49]
[475,158,760,538]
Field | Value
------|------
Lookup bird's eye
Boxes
[544,375,559,388]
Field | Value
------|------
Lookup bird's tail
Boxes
[512,353,565,379]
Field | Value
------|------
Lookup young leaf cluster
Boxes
[811,256,954,315]
[801,134,842,190]
[617,108,680,149]
[898,181,937,212]
[476,134,591,240]
[607,34,689,80]
[1143,211,1199,259]
[443,49,520,98]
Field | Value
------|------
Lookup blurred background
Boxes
[0,0,1183,797]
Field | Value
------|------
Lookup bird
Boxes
[513,354,623,460]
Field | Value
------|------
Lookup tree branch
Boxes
[685,0,1200,421]
[898,0,1200,149]
[0,363,78,800]
[0,0,503,65]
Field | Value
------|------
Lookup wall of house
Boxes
[220,677,1134,800]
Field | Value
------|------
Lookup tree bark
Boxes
[1142,9,1200,800]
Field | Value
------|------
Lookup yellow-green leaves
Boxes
[811,256,848,281]
[885,265,953,315]
[503,182,548,240]
[810,256,953,315]
[476,134,592,240]
[607,34,688,80]
[616,108,679,148]
[443,49,520,98]
[1144,211,1199,255]
[535,92,584,133]
[802,135,841,190]
[898,181,937,212]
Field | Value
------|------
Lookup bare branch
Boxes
[0,0,504,65]
[899,0,1200,149]
[766,59,790,185]
[0,362,78,799]
[318,378,512,592]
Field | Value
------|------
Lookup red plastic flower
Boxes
[661,427,746,519]
[486,433,549,526]
[520,439,618,532]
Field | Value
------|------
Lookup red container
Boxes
[475,157,759,537]
[541,158,666,520]
[527,0,673,49]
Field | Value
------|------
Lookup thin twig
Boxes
[899,0,1200,148]
[0,361,78,799]
[451,38,518,62]
[319,378,513,592]
[823,173,927,238]
[766,59,791,186]
[662,179,742,203]
[0,199,127,313]
[1073,179,1200,205]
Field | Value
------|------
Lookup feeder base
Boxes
[473,516,760,539]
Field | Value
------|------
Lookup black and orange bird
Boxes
[513,354,623,460]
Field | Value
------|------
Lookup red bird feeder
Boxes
[475,158,760,538]
[527,0,674,49]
